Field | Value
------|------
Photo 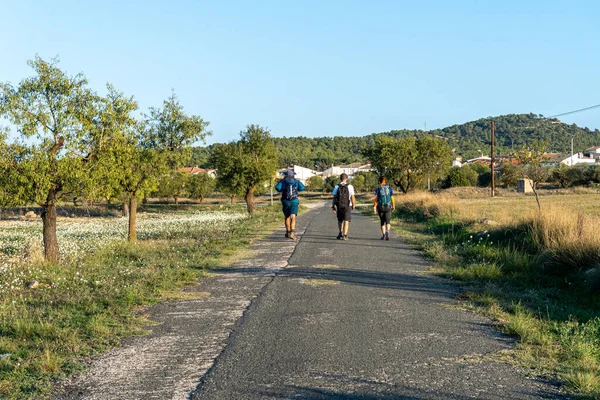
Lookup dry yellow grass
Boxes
[398,191,600,272]
[398,191,600,229]
[531,209,600,252]
[396,190,600,397]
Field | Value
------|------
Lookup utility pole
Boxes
[425,122,431,191]
[571,134,574,166]
[491,121,495,198]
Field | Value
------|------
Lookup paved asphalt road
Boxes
[192,205,564,400]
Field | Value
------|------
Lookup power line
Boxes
[547,103,600,119]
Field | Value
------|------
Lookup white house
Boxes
[584,146,600,160]
[292,165,320,184]
[277,165,320,184]
[321,162,373,178]
[558,153,596,167]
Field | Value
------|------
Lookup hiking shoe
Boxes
[343,235,348,240]
[285,232,289,238]
[289,232,296,240]
[336,233,343,240]
[385,233,390,241]
[380,235,386,240]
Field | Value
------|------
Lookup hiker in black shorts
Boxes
[331,173,356,240]
[373,176,395,240]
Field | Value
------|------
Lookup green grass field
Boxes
[0,203,282,399]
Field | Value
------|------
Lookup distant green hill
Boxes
[191,113,600,169]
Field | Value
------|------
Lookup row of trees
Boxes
[155,171,215,204]
[0,57,284,262]
[0,57,210,261]
[445,162,600,190]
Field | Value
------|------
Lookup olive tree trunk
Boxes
[41,190,59,263]
[245,187,256,214]
[128,195,137,242]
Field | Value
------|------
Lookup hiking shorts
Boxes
[377,206,392,226]
[281,199,299,217]
[336,207,352,222]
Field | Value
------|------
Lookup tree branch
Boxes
[49,136,65,155]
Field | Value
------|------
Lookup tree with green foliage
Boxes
[551,165,589,188]
[324,175,338,193]
[351,174,365,193]
[443,166,478,188]
[499,162,521,188]
[354,171,379,192]
[211,125,279,214]
[585,165,600,185]
[477,171,492,187]
[306,175,324,191]
[112,92,210,241]
[0,57,128,262]
[365,136,451,193]
[155,170,189,204]
[188,172,215,202]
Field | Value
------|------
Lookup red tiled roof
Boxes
[179,167,207,174]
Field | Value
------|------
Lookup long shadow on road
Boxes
[211,265,456,300]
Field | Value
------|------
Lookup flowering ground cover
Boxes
[0,205,280,399]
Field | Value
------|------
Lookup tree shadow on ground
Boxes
[211,264,460,303]
[242,371,562,400]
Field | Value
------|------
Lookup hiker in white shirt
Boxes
[331,173,356,240]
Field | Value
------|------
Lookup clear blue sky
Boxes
[2,0,599,145]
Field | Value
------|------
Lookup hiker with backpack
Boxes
[373,176,395,240]
[331,173,356,240]
[275,170,306,240]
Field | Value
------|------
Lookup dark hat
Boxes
[286,170,296,177]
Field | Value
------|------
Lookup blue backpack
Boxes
[377,186,392,208]
[282,179,298,200]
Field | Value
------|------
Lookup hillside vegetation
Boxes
[192,113,600,168]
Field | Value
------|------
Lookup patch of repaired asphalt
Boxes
[53,204,324,400]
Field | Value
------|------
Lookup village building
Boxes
[584,146,600,160]
[277,165,320,184]
[541,153,596,167]
[320,162,372,178]
[465,156,492,166]
[452,156,463,167]
[178,166,216,177]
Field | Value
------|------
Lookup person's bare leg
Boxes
[381,224,386,235]
[337,221,343,234]
[285,216,291,233]
[289,214,297,239]
[343,221,350,236]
